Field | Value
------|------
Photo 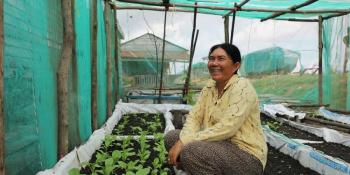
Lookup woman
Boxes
[165,43,267,175]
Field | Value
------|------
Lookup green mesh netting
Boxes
[4,1,62,174]
[323,15,350,110]
[3,0,123,174]
[240,47,300,76]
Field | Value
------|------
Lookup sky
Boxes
[117,10,319,71]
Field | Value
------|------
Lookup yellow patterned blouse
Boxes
[179,74,267,168]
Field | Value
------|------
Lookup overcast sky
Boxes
[117,10,319,69]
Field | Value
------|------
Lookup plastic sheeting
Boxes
[318,107,350,125]
[37,102,191,175]
[262,104,350,147]
[263,104,306,120]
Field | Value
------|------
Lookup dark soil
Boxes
[264,145,319,175]
[261,113,350,163]
[112,113,165,135]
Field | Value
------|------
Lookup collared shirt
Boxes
[180,74,268,168]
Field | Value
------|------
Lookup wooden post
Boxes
[158,7,168,104]
[104,0,112,117]
[318,16,323,105]
[224,16,229,43]
[57,0,74,158]
[114,10,119,101]
[230,8,236,44]
[91,0,98,130]
[0,0,4,173]
[182,3,197,104]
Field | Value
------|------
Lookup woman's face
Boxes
[208,47,240,84]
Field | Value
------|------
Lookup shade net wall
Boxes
[3,0,123,174]
[322,15,350,110]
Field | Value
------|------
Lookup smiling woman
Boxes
[165,43,268,175]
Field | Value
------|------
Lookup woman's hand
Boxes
[168,140,183,167]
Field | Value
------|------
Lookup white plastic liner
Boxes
[37,101,191,175]
[283,119,350,147]
[264,125,350,175]
[318,107,350,125]
[263,104,306,120]
[262,105,350,148]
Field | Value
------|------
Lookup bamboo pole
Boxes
[224,16,229,43]
[182,4,197,104]
[222,0,249,18]
[91,0,98,130]
[0,0,4,173]
[324,12,350,20]
[318,16,323,105]
[277,18,318,22]
[104,0,113,117]
[113,5,192,13]
[230,5,236,44]
[114,11,119,101]
[304,116,350,130]
[260,0,318,22]
[57,0,74,158]
[158,8,168,104]
[287,104,329,108]
[114,0,350,14]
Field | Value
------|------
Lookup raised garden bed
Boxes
[112,113,166,135]
[261,113,350,163]
[264,145,318,175]
[69,113,174,175]
[287,106,350,133]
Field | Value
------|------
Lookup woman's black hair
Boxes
[208,43,241,63]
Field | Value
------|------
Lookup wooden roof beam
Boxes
[324,12,350,20]
[114,1,350,14]
[260,0,318,22]
[222,0,250,18]
[276,18,318,22]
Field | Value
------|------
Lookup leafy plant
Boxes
[68,168,82,175]
[97,158,117,175]
[267,121,281,131]
[183,90,196,105]
[131,126,143,134]
[102,135,115,151]
[125,168,151,175]
[138,133,151,164]
[118,160,142,172]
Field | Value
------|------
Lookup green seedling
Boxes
[267,121,281,132]
[68,168,81,175]
[97,158,117,175]
[102,135,115,151]
[125,168,151,175]
[138,133,151,164]
[131,126,143,134]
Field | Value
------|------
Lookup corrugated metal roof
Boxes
[121,33,190,61]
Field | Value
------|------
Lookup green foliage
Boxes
[183,90,196,105]
[267,121,281,132]
[68,168,81,175]
[102,135,115,151]
[138,133,151,164]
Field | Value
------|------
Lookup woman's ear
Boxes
[233,62,241,73]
